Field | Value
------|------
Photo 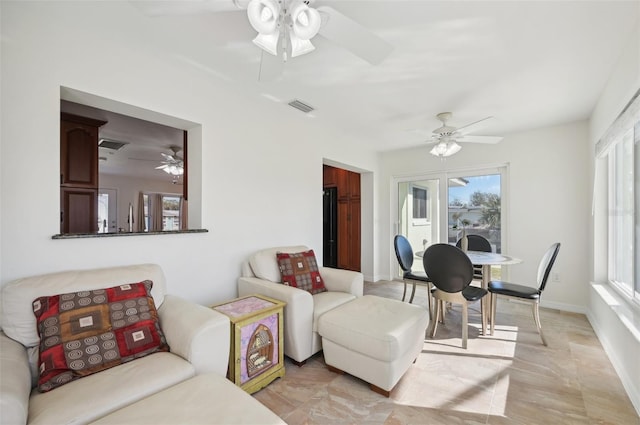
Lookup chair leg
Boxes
[402,280,408,302]
[481,297,487,337]
[490,293,497,336]
[461,302,468,349]
[408,281,417,303]
[532,301,547,346]
[427,283,434,320]
[429,300,440,338]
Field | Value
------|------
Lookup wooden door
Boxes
[324,165,360,272]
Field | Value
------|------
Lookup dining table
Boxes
[416,248,522,334]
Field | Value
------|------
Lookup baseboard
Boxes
[363,274,384,282]
[540,299,586,314]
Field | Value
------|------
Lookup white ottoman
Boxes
[317,295,429,397]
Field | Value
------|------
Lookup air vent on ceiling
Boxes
[98,138,128,151]
[288,99,314,114]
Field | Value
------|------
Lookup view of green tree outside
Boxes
[448,174,502,253]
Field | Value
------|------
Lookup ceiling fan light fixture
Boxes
[290,35,315,58]
[430,140,461,158]
[290,2,321,40]
[247,0,280,34]
[160,164,184,176]
[252,32,280,56]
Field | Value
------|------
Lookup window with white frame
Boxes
[412,186,429,220]
[141,192,182,232]
[600,91,640,303]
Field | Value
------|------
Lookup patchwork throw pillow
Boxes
[276,250,327,295]
[32,280,169,392]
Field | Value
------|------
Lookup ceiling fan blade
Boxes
[129,0,246,16]
[456,116,494,135]
[316,6,393,65]
[457,135,503,144]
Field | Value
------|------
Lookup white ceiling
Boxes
[121,1,638,152]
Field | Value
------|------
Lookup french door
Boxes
[393,165,507,278]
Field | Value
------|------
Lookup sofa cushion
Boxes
[91,373,286,425]
[28,352,194,425]
[1,264,167,350]
[277,250,327,295]
[249,245,309,282]
[33,280,169,392]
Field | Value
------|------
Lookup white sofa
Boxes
[238,246,364,364]
[0,264,285,425]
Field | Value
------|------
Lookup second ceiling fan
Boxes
[427,112,503,158]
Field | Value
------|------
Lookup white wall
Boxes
[587,19,640,414]
[0,2,378,305]
[378,120,591,312]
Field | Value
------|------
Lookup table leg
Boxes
[482,265,490,335]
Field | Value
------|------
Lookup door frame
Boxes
[391,163,510,281]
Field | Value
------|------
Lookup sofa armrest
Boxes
[1,332,31,425]
[158,295,230,377]
[237,277,313,363]
[320,267,364,297]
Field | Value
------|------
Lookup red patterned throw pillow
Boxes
[32,280,169,392]
[276,250,327,295]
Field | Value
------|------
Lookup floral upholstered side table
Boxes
[211,294,285,394]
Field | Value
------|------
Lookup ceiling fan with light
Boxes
[155,146,184,180]
[426,112,503,158]
[131,0,393,65]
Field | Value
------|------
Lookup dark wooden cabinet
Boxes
[60,113,106,233]
[323,165,361,272]
[61,188,98,234]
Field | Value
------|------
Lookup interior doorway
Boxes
[323,165,361,272]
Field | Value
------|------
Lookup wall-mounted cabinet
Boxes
[60,113,106,233]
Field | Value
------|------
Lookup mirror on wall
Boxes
[59,99,191,236]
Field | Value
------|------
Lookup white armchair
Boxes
[237,246,363,365]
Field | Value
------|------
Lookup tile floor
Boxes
[253,280,639,424]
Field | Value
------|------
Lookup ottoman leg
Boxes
[328,364,391,397]
[370,384,391,398]
[327,364,345,375]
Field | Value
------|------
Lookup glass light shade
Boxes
[252,32,280,56]
[247,0,280,34]
[290,2,321,40]
[162,165,184,176]
[430,140,461,157]
[290,34,315,57]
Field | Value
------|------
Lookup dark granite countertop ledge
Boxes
[52,229,208,239]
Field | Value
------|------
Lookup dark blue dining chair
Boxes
[488,243,560,346]
[393,235,434,318]
[456,234,492,281]
[423,243,488,349]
